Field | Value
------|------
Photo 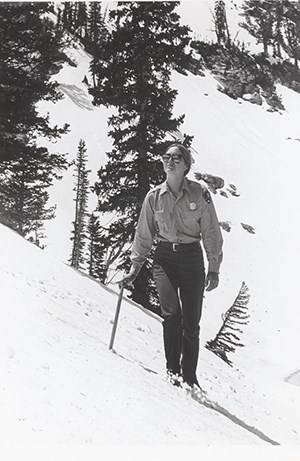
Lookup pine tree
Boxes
[61,2,76,33]
[240,0,276,56]
[88,2,104,44]
[273,1,285,58]
[70,140,90,270]
[213,0,231,48]
[60,2,89,38]
[90,1,192,310]
[240,1,300,64]
[87,2,110,85]
[0,3,68,239]
[75,2,88,38]
[281,0,300,68]
[87,213,121,283]
[88,213,104,281]
[205,282,250,366]
[0,2,68,163]
[0,141,65,242]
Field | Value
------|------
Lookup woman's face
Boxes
[162,146,188,176]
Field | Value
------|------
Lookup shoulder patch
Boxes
[203,188,212,204]
[198,181,211,204]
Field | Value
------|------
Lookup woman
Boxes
[120,143,223,388]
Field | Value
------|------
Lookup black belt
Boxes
[158,241,200,253]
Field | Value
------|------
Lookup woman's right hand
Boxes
[118,271,138,289]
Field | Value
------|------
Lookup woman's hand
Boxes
[118,269,139,289]
[205,271,219,291]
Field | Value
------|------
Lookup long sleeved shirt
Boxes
[131,178,223,274]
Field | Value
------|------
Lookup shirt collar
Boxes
[159,178,189,196]
[159,181,168,195]
[182,178,190,191]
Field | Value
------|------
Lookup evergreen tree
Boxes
[240,0,300,64]
[273,1,285,58]
[281,0,300,68]
[88,2,104,45]
[87,1,110,85]
[90,1,192,310]
[206,282,250,366]
[70,139,90,270]
[60,2,89,38]
[87,213,123,283]
[0,2,68,163]
[213,0,231,48]
[61,1,76,32]
[240,0,276,56]
[0,139,66,241]
[75,2,88,38]
[0,2,68,240]
[88,213,105,281]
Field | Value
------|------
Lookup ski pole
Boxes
[108,285,124,350]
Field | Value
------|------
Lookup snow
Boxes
[2,2,300,459]
[1,223,299,459]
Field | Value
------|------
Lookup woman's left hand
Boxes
[205,271,219,291]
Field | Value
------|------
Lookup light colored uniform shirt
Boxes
[131,178,223,274]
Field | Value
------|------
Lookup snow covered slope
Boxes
[0,224,270,447]
[1,220,299,454]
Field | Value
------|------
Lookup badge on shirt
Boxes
[190,202,196,210]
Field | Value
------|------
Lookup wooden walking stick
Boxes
[109,285,124,350]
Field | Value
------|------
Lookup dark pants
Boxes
[153,243,205,385]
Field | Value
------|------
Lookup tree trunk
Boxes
[225,17,231,49]
[136,96,150,209]
[16,169,26,236]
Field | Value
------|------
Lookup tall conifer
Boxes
[70,139,90,270]
[87,2,109,85]
[61,2,75,32]
[0,2,68,162]
[240,0,276,56]
[88,2,104,44]
[90,1,192,309]
[282,0,300,67]
[0,2,68,240]
[87,213,111,282]
[214,0,231,48]
[75,2,88,38]
[0,141,64,241]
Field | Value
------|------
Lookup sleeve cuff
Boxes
[208,261,220,273]
[131,262,143,276]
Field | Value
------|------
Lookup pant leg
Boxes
[153,248,182,375]
[178,249,205,384]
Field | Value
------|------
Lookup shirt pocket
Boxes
[181,210,201,235]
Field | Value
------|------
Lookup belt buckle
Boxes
[172,243,179,252]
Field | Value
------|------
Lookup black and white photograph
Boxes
[1,1,300,459]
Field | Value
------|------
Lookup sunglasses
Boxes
[161,153,183,163]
